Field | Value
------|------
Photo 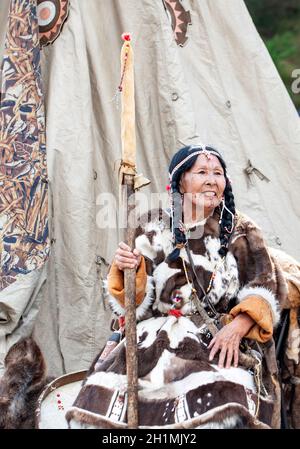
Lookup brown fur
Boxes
[67,384,273,429]
[73,208,287,429]
[93,330,171,377]
[0,337,48,429]
[230,219,277,292]
[163,356,215,384]
[73,384,115,417]
[94,331,216,380]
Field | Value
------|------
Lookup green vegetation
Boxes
[244,0,300,111]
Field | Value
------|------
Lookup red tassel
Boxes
[122,32,131,42]
[119,316,125,328]
[169,309,182,318]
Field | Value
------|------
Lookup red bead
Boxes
[168,309,182,318]
[122,33,131,41]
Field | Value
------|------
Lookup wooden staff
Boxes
[119,32,138,429]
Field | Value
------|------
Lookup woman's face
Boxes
[180,154,226,218]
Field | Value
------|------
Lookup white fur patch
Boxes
[138,366,255,401]
[85,372,127,391]
[135,234,157,260]
[180,237,240,306]
[138,226,240,314]
[154,301,172,314]
[102,279,108,295]
[136,275,155,320]
[144,221,162,234]
[166,316,199,348]
[206,250,240,305]
[160,229,174,256]
[237,285,280,326]
[135,220,173,263]
[204,236,222,263]
[153,262,181,307]
[108,294,125,317]
[137,316,199,350]
[223,252,240,296]
[136,318,256,400]
[196,414,241,429]
[85,320,256,399]
[149,349,174,388]
[180,248,214,272]
[178,284,197,315]
[146,222,173,257]
[211,365,256,392]
[137,317,168,349]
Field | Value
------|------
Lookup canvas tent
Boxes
[0,0,300,378]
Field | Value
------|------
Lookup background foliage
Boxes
[244,0,300,111]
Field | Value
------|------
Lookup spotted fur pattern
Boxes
[72,208,285,429]
[67,316,273,429]
[106,208,281,322]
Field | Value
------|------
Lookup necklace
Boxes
[206,256,225,294]
[184,218,207,231]
[180,254,220,323]
[181,254,225,296]
[179,219,207,240]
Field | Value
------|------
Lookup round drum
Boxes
[35,370,87,429]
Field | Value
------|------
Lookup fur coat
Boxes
[66,208,296,429]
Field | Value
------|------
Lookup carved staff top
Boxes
[120,33,136,176]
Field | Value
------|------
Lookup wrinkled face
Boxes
[180,154,226,217]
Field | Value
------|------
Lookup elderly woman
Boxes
[66,145,297,429]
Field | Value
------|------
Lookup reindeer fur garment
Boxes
[0,338,48,429]
[67,209,286,429]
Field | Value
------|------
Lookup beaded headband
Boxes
[169,147,222,182]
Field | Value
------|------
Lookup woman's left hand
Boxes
[208,313,255,369]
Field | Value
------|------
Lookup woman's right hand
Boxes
[114,242,142,271]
